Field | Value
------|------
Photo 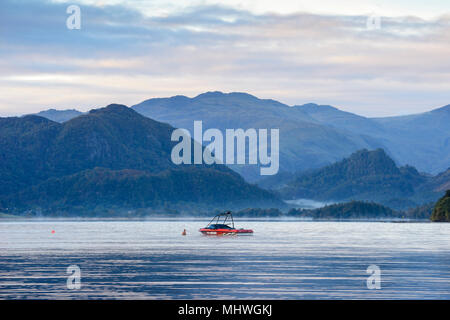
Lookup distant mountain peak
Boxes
[297,103,342,113]
[430,104,450,114]
[36,108,80,113]
[228,91,259,98]
[90,104,137,116]
[33,109,83,123]
[100,103,129,110]
[170,95,190,101]
[349,147,391,160]
[280,148,428,208]
[194,91,225,98]
[21,114,56,124]
[301,103,320,107]
[194,91,259,101]
[339,148,400,176]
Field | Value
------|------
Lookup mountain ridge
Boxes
[0,104,282,214]
[25,92,450,176]
[33,109,83,123]
[279,148,436,209]
[132,91,385,181]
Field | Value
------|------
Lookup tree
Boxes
[431,190,450,222]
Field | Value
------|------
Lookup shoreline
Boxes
[0,216,434,223]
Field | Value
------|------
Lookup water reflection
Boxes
[0,220,449,299]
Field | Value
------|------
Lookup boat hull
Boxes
[199,228,253,236]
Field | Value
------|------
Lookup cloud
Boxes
[0,0,449,116]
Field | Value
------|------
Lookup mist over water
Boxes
[284,198,334,209]
[0,220,449,299]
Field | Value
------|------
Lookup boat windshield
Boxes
[206,224,233,229]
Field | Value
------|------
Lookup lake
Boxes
[0,219,449,299]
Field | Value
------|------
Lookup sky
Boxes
[0,0,449,117]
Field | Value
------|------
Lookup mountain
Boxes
[431,190,450,222]
[33,109,83,123]
[426,168,450,192]
[0,104,178,195]
[279,149,432,208]
[371,105,450,174]
[296,103,384,136]
[0,105,281,214]
[413,168,450,203]
[5,167,278,214]
[30,93,450,178]
[132,92,384,181]
[299,103,450,175]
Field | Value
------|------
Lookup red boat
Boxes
[199,211,253,236]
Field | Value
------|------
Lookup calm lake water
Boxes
[0,219,449,299]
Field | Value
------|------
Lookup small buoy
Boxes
[182,229,187,236]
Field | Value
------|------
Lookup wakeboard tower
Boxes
[199,211,253,235]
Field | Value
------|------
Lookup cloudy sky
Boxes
[0,0,449,117]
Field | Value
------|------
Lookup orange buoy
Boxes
[182,229,187,236]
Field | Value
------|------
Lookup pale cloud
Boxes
[52,0,450,19]
[0,0,449,116]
